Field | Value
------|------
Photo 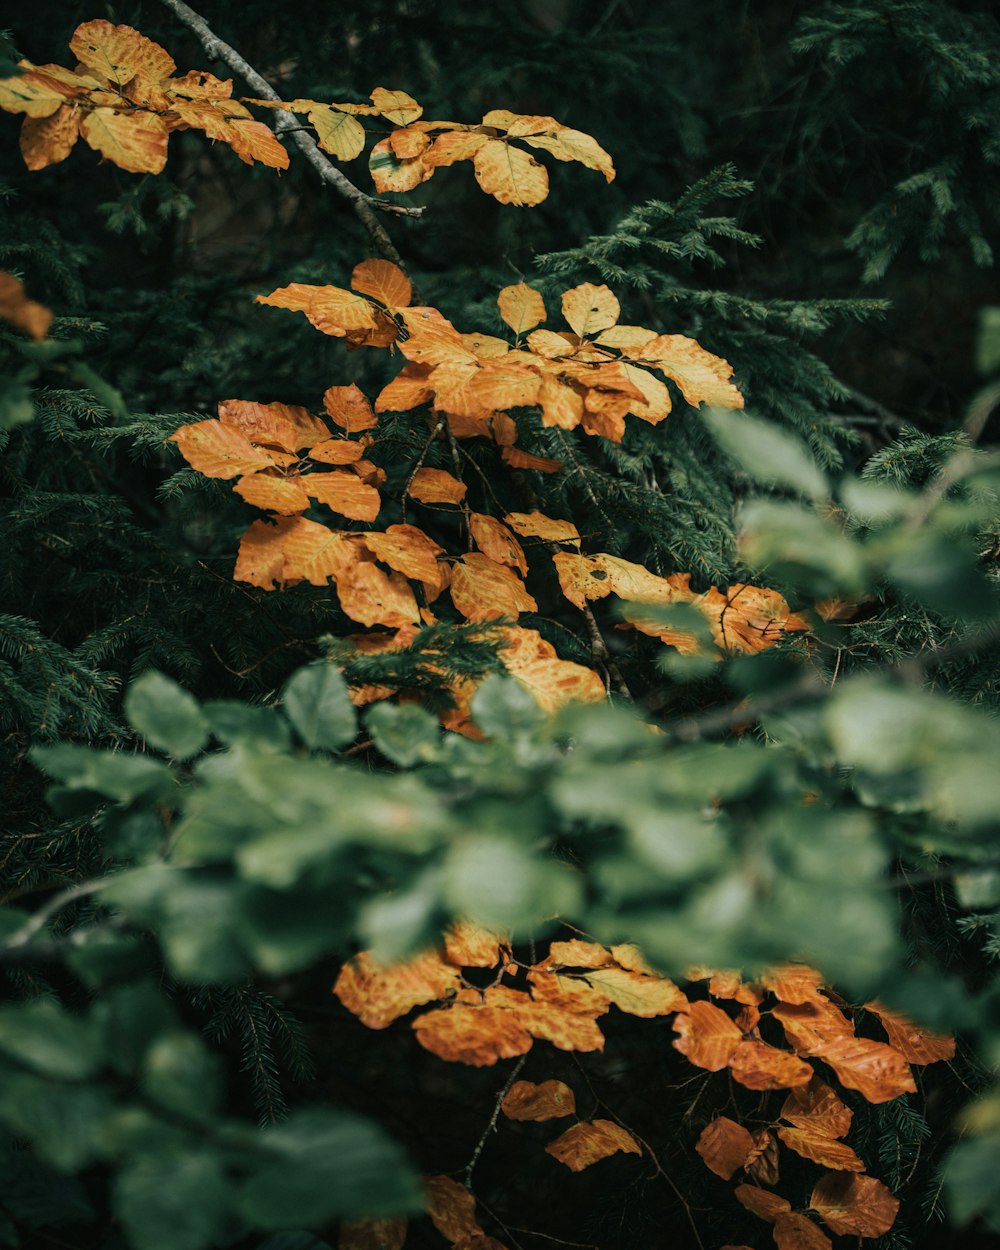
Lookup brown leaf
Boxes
[734,1185,792,1224]
[469,514,528,574]
[450,554,537,621]
[673,1001,742,1070]
[502,1079,576,1122]
[864,1001,956,1065]
[452,1238,509,1250]
[545,1120,641,1172]
[778,1127,865,1172]
[424,1175,481,1243]
[500,445,562,473]
[333,950,460,1029]
[413,1002,533,1066]
[773,1212,832,1250]
[80,108,168,174]
[745,1130,780,1187]
[338,1217,407,1250]
[408,467,467,504]
[810,1172,899,1237]
[729,1041,813,1091]
[561,283,620,337]
[497,282,547,335]
[810,1035,916,1104]
[0,271,53,339]
[780,1077,853,1139]
[695,1117,755,1180]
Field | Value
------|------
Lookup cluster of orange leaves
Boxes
[0,20,612,204]
[169,259,807,721]
[333,928,955,1250]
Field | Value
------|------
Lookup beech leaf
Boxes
[544,1120,642,1172]
[501,1079,576,1122]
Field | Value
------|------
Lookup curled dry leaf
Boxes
[338,1217,407,1250]
[695,1116,755,1180]
[745,1130,780,1187]
[810,1172,899,1238]
[469,513,528,575]
[501,1079,576,1122]
[425,1175,482,1244]
[332,950,460,1029]
[545,1120,642,1172]
[780,1077,853,1139]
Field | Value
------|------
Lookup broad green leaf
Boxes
[124,670,208,759]
[203,699,291,751]
[470,674,545,738]
[703,407,828,501]
[444,833,581,928]
[281,664,357,750]
[31,743,174,803]
[365,702,441,766]
[141,1032,222,1120]
[0,1000,102,1080]
[114,1150,231,1250]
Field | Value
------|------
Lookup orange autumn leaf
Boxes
[442,921,508,969]
[759,965,826,1005]
[707,970,763,1007]
[512,995,606,1054]
[503,511,580,544]
[810,1172,899,1238]
[171,420,280,479]
[69,19,175,87]
[772,1212,833,1250]
[338,1218,407,1250]
[80,108,168,174]
[500,445,562,473]
[19,104,80,170]
[424,1175,482,1244]
[351,258,412,309]
[501,1079,576,1122]
[702,585,809,655]
[542,940,615,969]
[304,470,381,522]
[218,398,329,451]
[333,950,460,1029]
[863,1001,956,1065]
[279,519,363,588]
[0,271,53,339]
[408,467,467,504]
[309,439,367,465]
[745,1130,780,1187]
[695,1117,755,1180]
[780,1078,853,1139]
[412,1002,533,1066]
[673,1001,742,1071]
[472,139,549,206]
[450,554,537,621]
[771,998,855,1055]
[777,1126,865,1172]
[258,283,381,340]
[497,282,546,335]
[809,1035,916,1104]
[635,333,744,410]
[234,472,310,514]
[336,562,419,629]
[363,524,446,589]
[734,1185,792,1224]
[561,283,621,338]
[497,626,605,713]
[469,513,528,574]
[544,1120,641,1172]
[728,1041,813,1091]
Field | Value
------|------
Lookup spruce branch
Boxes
[157,0,418,268]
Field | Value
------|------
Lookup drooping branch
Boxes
[158,0,419,269]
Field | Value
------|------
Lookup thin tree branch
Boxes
[464,1054,526,1187]
[158,0,421,268]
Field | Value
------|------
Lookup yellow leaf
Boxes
[0,272,53,340]
[408,467,467,504]
[469,513,528,574]
[497,283,546,335]
[80,108,168,174]
[333,950,460,1029]
[521,127,615,182]
[352,258,412,309]
[170,420,279,479]
[810,1173,899,1238]
[171,70,233,99]
[695,1117,755,1180]
[498,626,605,714]
[19,104,80,170]
[450,554,537,621]
[637,333,744,409]
[583,967,688,1017]
[302,104,365,159]
[545,1120,641,1172]
[369,87,422,126]
[503,510,579,543]
[338,1217,407,1250]
[469,361,541,412]
[501,1079,576,1122]
[473,140,548,206]
[69,19,175,88]
[619,362,673,424]
[0,73,68,119]
[561,283,620,337]
[234,472,310,514]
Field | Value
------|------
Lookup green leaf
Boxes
[281,664,357,750]
[141,1033,222,1121]
[444,833,581,928]
[365,702,441,766]
[703,407,828,500]
[124,671,209,760]
[0,1000,103,1080]
[0,1152,94,1229]
[238,1109,421,1227]
[470,674,545,738]
[203,700,291,751]
[0,1074,114,1170]
[944,1135,1000,1230]
[114,1150,231,1250]
[31,744,175,804]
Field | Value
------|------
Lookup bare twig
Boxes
[2,878,110,950]
[464,1054,526,1187]
[158,0,420,267]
